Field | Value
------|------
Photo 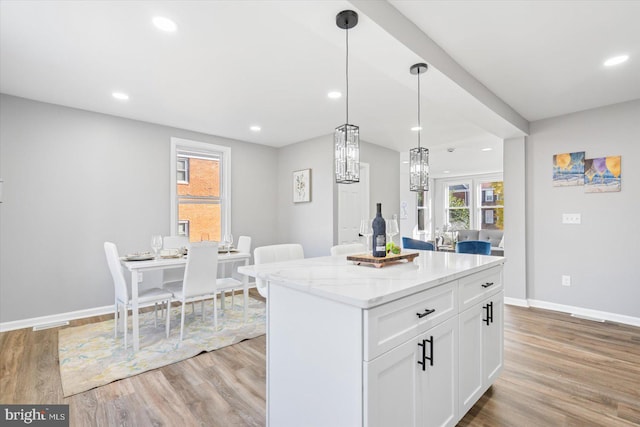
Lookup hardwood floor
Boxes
[1,300,639,426]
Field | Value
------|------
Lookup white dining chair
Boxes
[253,243,304,298]
[104,242,172,349]
[166,241,239,340]
[220,235,252,307]
[330,243,366,256]
[162,235,190,287]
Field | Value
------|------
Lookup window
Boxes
[177,157,189,184]
[171,138,231,243]
[178,220,189,237]
[479,181,503,230]
[437,174,503,234]
[445,183,471,230]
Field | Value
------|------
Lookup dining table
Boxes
[120,250,251,352]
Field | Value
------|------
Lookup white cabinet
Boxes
[263,262,504,427]
[459,291,504,414]
[365,316,458,427]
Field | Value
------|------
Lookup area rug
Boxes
[58,296,265,397]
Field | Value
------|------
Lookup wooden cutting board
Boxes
[346,252,419,268]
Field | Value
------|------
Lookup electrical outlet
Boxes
[562,213,581,224]
[562,275,571,287]
[137,272,143,282]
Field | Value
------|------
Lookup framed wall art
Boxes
[293,169,311,203]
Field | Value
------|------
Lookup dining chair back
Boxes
[223,235,252,306]
[104,242,172,348]
[183,241,219,298]
[236,235,252,254]
[167,241,242,339]
[253,244,304,298]
[162,235,190,288]
[330,243,366,256]
[104,241,128,303]
[164,235,190,251]
[455,240,491,255]
[402,237,435,251]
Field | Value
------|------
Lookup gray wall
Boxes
[277,135,334,258]
[503,136,527,300]
[0,94,279,323]
[526,100,640,317]
[277,135,400,258]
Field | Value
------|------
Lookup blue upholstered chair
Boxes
[402,237,435,251]
[455,240,491,255]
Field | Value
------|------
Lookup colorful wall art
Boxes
[584,156,621,193]
[553,152,585,186]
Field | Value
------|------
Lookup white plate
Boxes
[125,254,155,261]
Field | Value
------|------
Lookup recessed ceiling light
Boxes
[443,170,450,174]
[153,16,177,32]
[328,91,342,99]
[411,126,422,131]
[604,55,629,67]
[250,125,261,132]
[481,147,493,152]
[112,92,129,101]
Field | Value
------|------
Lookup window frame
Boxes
[170,137,231,239]
[176,157,189,184]
[436,173,503,232]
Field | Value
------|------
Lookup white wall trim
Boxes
[504,297,529,307]
[0,305,113,333]
[527,299,640,328]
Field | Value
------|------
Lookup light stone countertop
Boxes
[238,250,505,309]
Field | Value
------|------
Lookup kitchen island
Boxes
[239,250,505,427]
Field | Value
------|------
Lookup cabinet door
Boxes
[419,316,458,427]
[483,292,504,385]
[365,316,458,427]
[365,336,422,427]
[458,302,484,415]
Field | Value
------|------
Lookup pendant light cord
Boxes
[346,25,349,126]
[417,71,421,149]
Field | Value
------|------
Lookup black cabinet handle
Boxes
[481,282,494,288]
[483,301,494,325]
[483,304,490,325]
[417,336,434,371]
[489,301,494,324]
[416,308,436,319]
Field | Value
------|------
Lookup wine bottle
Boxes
[372,203,386,257]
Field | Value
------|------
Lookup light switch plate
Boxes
[562,275,571,287]
[562,213,581,224]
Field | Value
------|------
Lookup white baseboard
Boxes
[0,305,113,333]
[527,299,640,328]
[0,283,258,333]
[504,297,529,307]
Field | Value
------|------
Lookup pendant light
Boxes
[409,63,429,192]
[334,10,360,184]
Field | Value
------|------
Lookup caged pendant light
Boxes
[334,10,360,184]
[409,63,429,192]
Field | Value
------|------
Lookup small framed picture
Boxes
[293,169,311,203]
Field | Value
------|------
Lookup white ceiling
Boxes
[1,1,638,177]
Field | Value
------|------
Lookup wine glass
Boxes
[151,235,163,259]
[359,219,373,254]
[387,219,399,247]
[223,232,234,255]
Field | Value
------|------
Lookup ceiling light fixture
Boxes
[411,126,422,131]
[481,147,493,152]
[604,54,629,67]
[409,63,429,192]
[112,92,129,101]
[334,10,359,184]
[328,91,342,99]
[250,125,261,132]
[152,16,177,32]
